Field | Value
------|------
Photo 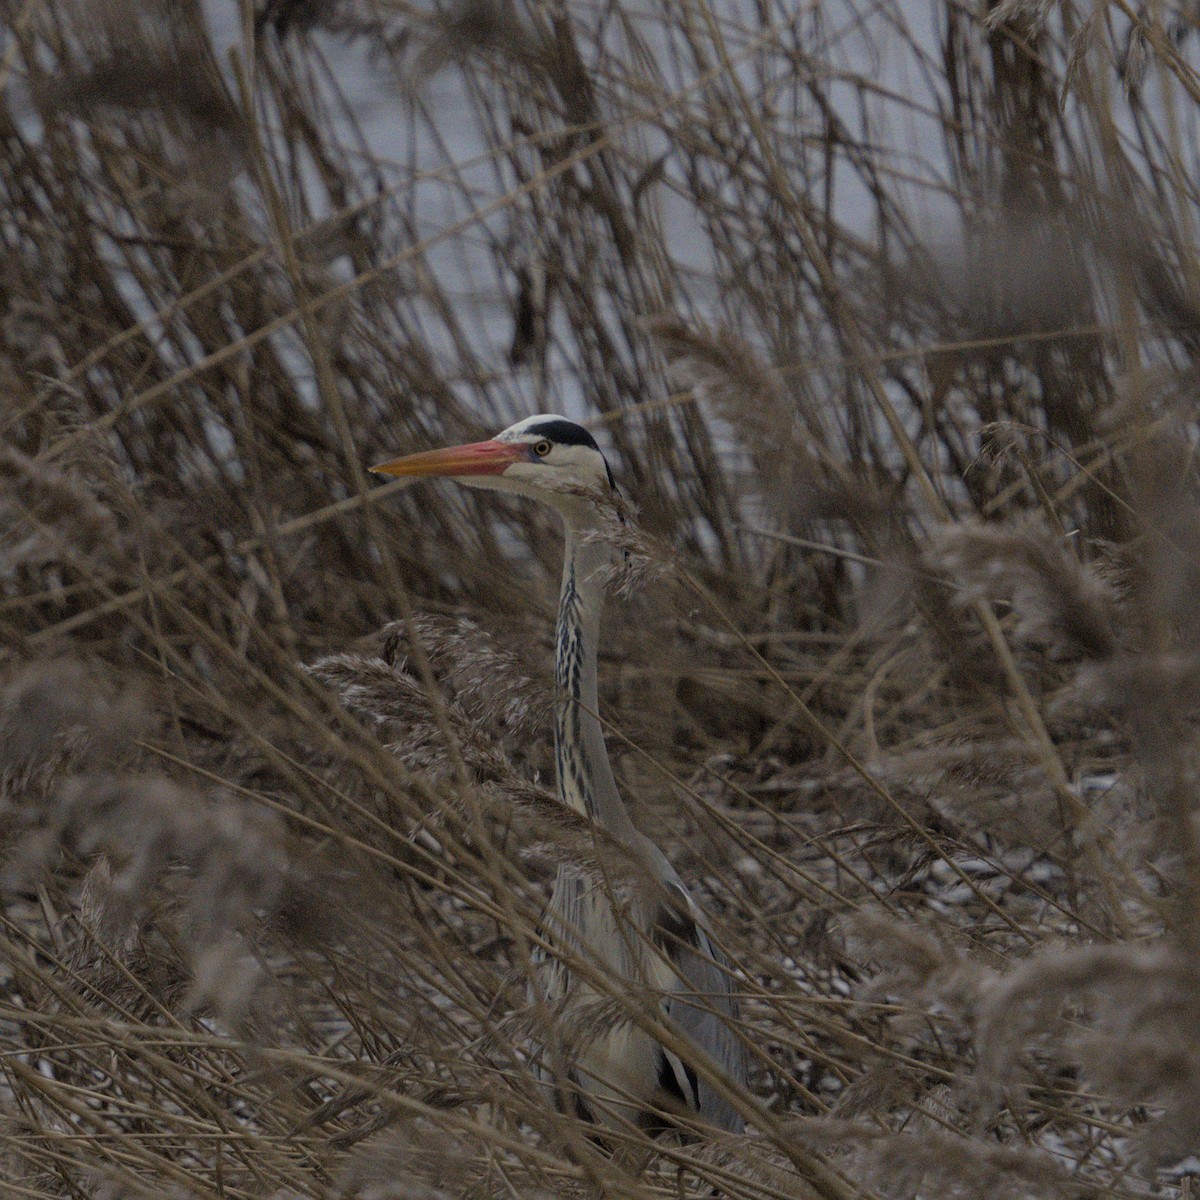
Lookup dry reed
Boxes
[3,1,1200,1197]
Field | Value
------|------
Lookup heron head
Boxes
[370,415,615,511]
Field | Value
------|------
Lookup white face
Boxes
[490,415,613,496]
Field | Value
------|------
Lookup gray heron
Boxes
[371,414,746,1137]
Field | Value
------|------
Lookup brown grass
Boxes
[3,0,1200,1196]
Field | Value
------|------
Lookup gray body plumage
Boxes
[531,517,746,1135]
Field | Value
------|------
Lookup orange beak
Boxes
[369,439,526,479]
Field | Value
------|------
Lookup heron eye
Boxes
[533,440,552,458]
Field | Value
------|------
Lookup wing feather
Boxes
[654,879,746,1133]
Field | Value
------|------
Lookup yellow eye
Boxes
[533,440,552,458]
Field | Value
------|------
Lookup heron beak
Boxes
[369,440,525,479]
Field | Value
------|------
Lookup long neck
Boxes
[554,522,637,841]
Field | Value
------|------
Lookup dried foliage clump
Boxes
[6,1,1200,1198]
[309,613,550,779]
[928,519,1120,660]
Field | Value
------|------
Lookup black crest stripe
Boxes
[525,418,600,450]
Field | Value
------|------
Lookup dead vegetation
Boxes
[4,0,1200,1196]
